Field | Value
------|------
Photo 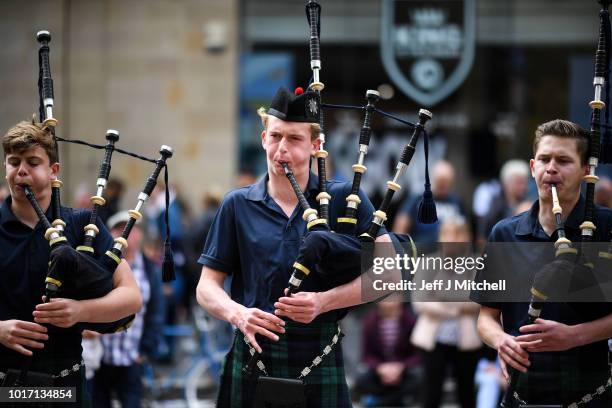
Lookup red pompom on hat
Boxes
[294,87,304,95]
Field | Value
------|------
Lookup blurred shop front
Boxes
[238,0,602,224]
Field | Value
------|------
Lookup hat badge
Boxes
[307,96,319,116]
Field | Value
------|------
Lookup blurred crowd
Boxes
[0,156,610,407]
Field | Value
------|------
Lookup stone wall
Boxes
[0,0,238,212]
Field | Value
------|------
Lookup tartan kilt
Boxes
[514,353,611,407]
[216,321,352,408]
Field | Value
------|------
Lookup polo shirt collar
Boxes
[563,195,585,231]
[516,195,585,238]
[246,171,319,202]
[0,195,52,229]
[0,196,18,226]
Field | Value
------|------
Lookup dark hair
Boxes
[533,119,588,165]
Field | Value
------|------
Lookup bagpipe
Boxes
[7,30,177,386]
[500,185,580,408]
[2,29,177,389]
[501,2,612,406]
[243,0,434,377]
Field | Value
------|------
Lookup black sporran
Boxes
[254,376,306,408]
[1,369,53,387]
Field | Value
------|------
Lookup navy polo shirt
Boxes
[0,196,113,369]
[198,172,385,323]
[471,196,612,315]
[471,196,612,404]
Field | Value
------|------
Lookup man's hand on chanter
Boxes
[235,307,285,354]
[497,333,531,381]
[516,318,579,352]
[33,297,83,328]
[0,319,48,356]
[274,290,323,324]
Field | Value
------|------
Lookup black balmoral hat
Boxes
[267,86,320,123]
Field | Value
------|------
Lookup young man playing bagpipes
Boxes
[0,120,142,406]
[196,87,394,408]
[472,120,612,407]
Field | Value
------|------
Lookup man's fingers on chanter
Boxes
[16,321,47,332]
[21,339,45,349]
[510,348,530,366]
[501,352,520,370]
[16,329,48,341]
[278,303,293,313]
[285,311,310,319]
[516,333,538,342]
[35,301,64,311]
[255,326,280,342]
[510,342,528,358]
[13,344,33,356]
[510,360,528,372]
[34,310,67,318]
[518,340,541,348]
[37,318,68,328]
[257,317,285,333]
[267,319,286,333]
[500,348,522,368]
[255,309,285,325]
[280,295,309,305]
[503,349,528,371]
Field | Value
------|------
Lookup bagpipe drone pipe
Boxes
[592,0,612,296]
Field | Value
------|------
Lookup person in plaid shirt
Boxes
[91,212,164,408]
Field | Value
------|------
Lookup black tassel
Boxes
[162,239,175,282]
[417,130,437,224]
[418,187,437,224]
